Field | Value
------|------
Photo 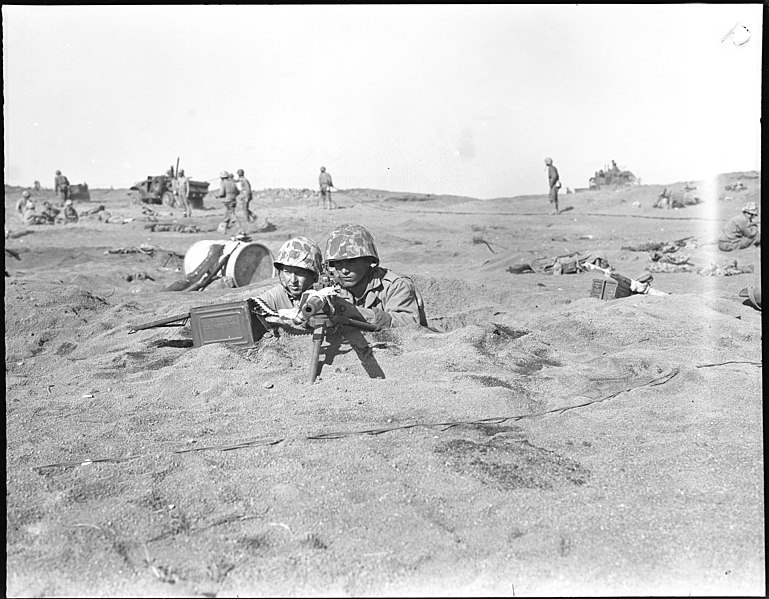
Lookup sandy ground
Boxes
[4,173,763,597]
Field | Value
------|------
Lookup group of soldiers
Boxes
[14,170,78,225]
[214,168,256,235]
[215,166,336,235]
[256,223,427,330]
[15,190,78,226]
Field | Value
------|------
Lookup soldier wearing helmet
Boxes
[315,223,427,328]
[173,168,192,218]
[58,198,79,224]
[216,170,244,235]
[255,236,324,312]
[318,166,337,210]
[54,170,70,205]
[718,201,760,251]
[16,190,33,221]
[236,169,256,223]
[544,157,560,215]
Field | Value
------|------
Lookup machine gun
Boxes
[128,291,380,383]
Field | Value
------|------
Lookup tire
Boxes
[130,190,144,205]
[162,191,177,208]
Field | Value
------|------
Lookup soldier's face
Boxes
[328,257,371,288]
[279,266,315,299]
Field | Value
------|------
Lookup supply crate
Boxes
[189,299,267,348]
[589,277,632,300]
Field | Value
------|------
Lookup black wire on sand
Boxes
[32,369,681,471]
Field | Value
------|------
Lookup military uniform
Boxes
[319,168,335,209]
[324,223,427,329]
[546,158,560,213]
[58,201,79,224]
[174,174,191,217]
[719,211,760,251]
[332,266,425,328]
[16,193,31,222]
[237,174,255,222]
[54,172,70,205]
[217,173,244,234]
[256,236,324,312]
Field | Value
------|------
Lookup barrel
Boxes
[184,240,275,288]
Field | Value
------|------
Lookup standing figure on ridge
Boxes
[318,166,337,210]
[174,168,192,218]
[545,157,560,215]
[54,170,70,206]
[236,169,256,223]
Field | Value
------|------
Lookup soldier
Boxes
[255,236,324,312]
[16,190,32,222]
[314,223,427,329]
[57,199,79,224]
[174,168,192,218]
[718,202,760,251]
[54,170,70,205]
[216,171,244,235]
[40,201,61,224]
[236,169,256,222]
[22,199,48,226]
[318,166,337,210]
[544,157,560,215]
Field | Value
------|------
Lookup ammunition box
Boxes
[189,299,266,348]
[590,278,632,300]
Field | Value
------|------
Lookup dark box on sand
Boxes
[590,278,632,300]
[189,299,267,348]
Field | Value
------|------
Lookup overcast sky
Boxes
[3,4,762,198]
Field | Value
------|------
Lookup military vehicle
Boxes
[69,183,91,202]
[130,163,209,209]
[589,160,638,190]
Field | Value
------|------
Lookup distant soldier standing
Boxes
[236,169,256,223]
[545,157,560,215]
[54,170,70,206]
[174,168,192,218]
[319,166,337,210]
[216,171,245,235]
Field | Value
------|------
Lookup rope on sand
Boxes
[31,369,679,471]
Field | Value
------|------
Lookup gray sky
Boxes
[3,4,762,198]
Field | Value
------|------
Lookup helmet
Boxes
[237,169,244,176]
[743,201,758,215]
[22,190,30,198]
[274,236,323,276]
[220,170,229,179]
[178,169,185,175]
[320,166,326,172]
[55,170,61,175]
[325,224,379,263]
[544,157,553,165]
[65,199,73,206]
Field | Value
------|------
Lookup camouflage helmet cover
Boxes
[325,223,379,263]
[275,236,323,276]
